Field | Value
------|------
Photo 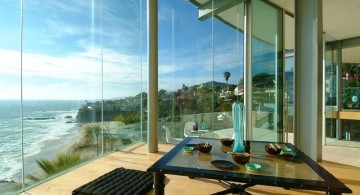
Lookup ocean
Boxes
[0,100,84,184]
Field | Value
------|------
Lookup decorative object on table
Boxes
[245,163,261,171]
[198,142,212,153]
[232,101,246,153]
[220,138,234,146]
[193,114,199,131]
[201,113,207,130]
[265,143,282,155]
[194,121,198,131]
[211,160,234,169]
[185,144,198,150]
[281,147,292,153]
[280,147,293,155]
[231,152,250,164]
[183,146,194,153]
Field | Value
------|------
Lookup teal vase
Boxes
[232,101,245,153]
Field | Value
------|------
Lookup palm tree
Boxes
[223,71,231,91]
[27,153,82,182]
[71,124,118,156]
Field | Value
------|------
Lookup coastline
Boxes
[0,123,83,195]
[24,123,83,176]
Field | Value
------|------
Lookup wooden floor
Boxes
[24,142,360,195]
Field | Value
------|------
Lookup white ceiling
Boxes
[268,0,360,41]
[268,0,360,63]
[191,0,360,63]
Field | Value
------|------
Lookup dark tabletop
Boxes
[147,137,352,194]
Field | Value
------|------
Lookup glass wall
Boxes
[341,46,360,141]
[284,13,295,144]
[0,1,22,194]
[324,35,339,139]
[158,0,287,144]
[157,0,245,143]
[325,35,360,144]
[251,0,284,142]
[0,1,144,194]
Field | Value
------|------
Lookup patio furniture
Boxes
[184,121,209,137]
[147,137,352,195]
[200,132,220,139]
[163,126,183,144]
[183,121,196,137]
[72,167,153,195]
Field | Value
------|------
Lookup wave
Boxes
[23,117,56,120]
[0,179,16,183]
[0,106,81,181]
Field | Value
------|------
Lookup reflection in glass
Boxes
[252,0,283,142]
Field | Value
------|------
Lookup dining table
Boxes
[147,137,352,195]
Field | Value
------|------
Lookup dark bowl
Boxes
[265,144,282,155]
[231,152,250,164]
[198,143,212,153]
[220,138,234,146]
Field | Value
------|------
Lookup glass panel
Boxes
[21,1,101,188]
[325,35,360,145]
[324,34,339,140]
[340,46,360,142]
[0,1,22,194]
[213,3,244,137]
[252,0,284,142]
[158,0,244,144]
[158,0,212,143]
[0,1,144,193]
[102,0,145,152]
[284,13,294,144]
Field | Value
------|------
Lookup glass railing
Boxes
[0,0,145,194]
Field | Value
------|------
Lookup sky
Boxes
[0,0,283,100]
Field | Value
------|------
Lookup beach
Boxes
[0,123,83,195]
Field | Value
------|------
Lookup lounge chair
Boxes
[163,126,183,144]
[183,121,197,137]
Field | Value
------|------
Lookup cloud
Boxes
[0,47,143,100]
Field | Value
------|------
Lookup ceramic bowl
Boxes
[220,138,234,146]
[198,143,212,153]
[265,144,282,155]
[231,152,250,164]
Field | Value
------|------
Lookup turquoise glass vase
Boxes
[232,101,245,153]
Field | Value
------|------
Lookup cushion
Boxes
[72,167,153,195]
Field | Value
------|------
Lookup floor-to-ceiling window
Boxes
[341,46,360,142]
[176,0,292,144]
[157,0,245,143]
[0,1,145,194]
[325,37,360,144]
[251,0,284,142]
[284,13,295,144]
